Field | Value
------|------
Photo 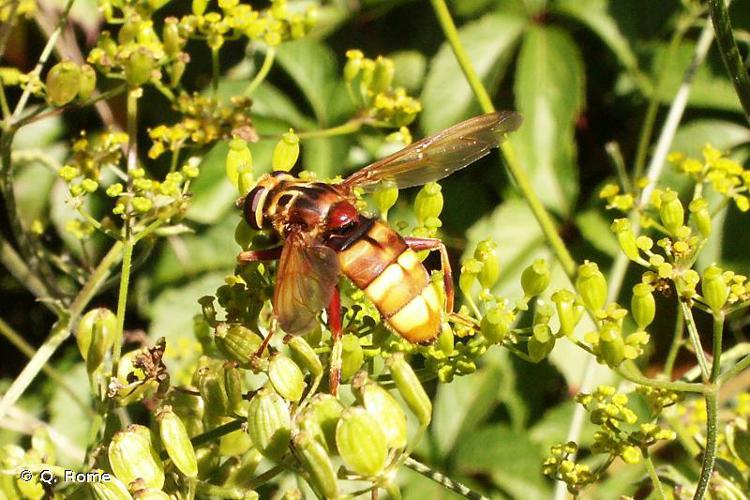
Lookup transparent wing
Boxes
[342,111,522,192]
[273,231,340,335]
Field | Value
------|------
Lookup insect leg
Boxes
[326,285,343,397]
[237,246,283,262]
[404,237,454,312]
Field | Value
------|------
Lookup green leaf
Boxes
[529,400,596,450]
[276,40,352,125]
[301,136,352,179]
[420,12,526,133]
[554,0,643,87]
[671,119,750,158]
[152,216,237,288]
[575,208,620,257]
[453,424,549,499]
[510,25,584,214]
[431,363,503,457]
[390,50,427,94]
[652,41,744,112]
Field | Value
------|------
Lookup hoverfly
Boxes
[238,111,522,393]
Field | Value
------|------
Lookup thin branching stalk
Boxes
[710,313,724,382]
[0,240,122,419]
[616,362,707,394]
[708,0,750,124]
[244,47,276,96]
[403,457,488,500]
[644,451,667,500]
[694,389,718,499]
[0,232,53,306]
[429,0,577,279]
[295,117,365,140]
[110,241,133,380]
[680,302,711,382]
[0,317,95,417]
[664,312,685,379]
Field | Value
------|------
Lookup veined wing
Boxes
[273,231,340,335]
[341,111,522,192]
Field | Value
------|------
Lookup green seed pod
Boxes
[551,290,583,338]
[214,324,263,368]
[108,425,165,490]
[234,219,256,250]
[296,394,344,452]
[223,449,263,489]
[46,61,81,106]
[528,325,555,362]
[414,182,443,226]
[521,259,550,298]
[344,51,363,82]
[76,307,117,374]
[437,322,454,354]
[195,444,220,478]
[162,18,183,56]
[702,265,729,314]
[459,258,482,298]
[287,335,323,377]
[599,323,625,367]
[217,417,254,457]
[387,353,431,426]
[165,388,204,437]
[132,489,170,500]
[89,472,132,499]
[169,58,187,88]
[371,56,394,93]
[354,375,407,449]
[192,0,208,15]
[269,354,305,402]
[341,335,364,382]
[247,387,292,461]
[197,365,230,417]
[659,190,684,234]
[124,47,156,87]
[480,304,512,344]
[335,407,388,477]
[224,362,244,414]
[689,198,712,238]
[78,65,97,100]
[610,219,640,261]
[576,261,607,312]
[631,283,655,329]
[373,182,398,221]
[272,130,300,172]
[293,432,339,499]
[226,138,253,190]
[474,240,500,289]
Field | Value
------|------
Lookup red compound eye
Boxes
[327,202,358,230]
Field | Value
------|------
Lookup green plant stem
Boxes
[244,47,276,97]
[694,389,718,500]
[718,352,750,383]
[110,241,133,379]
[296,117,365,140]
[0,233,53,307]
[616,362,706,394]
[643,451,667,500]
[679,302,711,382]
[429,0,576,279]
[211,48,220,97]
[0,83,10,121]
[10,0,77,121]
[664,311,685,378]
[0,317,94,417]
[403,457,488,500]
[0,241,122,420]
[710,313,724,382]
[708,0,750,124]
[126,89,138,175]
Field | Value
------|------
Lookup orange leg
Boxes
[326,286,343,397]
[237,246,283,263]
[404,237,454,312]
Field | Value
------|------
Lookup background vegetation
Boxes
[1,0,750,498]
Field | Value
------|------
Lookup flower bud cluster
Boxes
[149,93,254,159]
[344,50,422,128]
[542,442,596,494]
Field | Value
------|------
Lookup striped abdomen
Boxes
[338,221,441,343]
